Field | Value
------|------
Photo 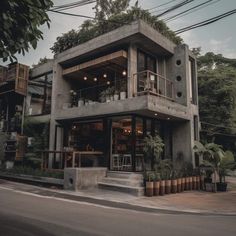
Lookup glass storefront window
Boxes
[111,116,132,171]
[135,117,144,171]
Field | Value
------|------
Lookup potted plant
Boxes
[217,151,235,191]
[171,170,178,194]
[99,90,107,103]
[70,90,77,107]
[143,134,164,172]
[177,173,182,193]
[153,172,161,196]
[119,82,127,100]
[157,159,172,194]
[194,141,225,192]
[145,171,155,197]
[78,98,84,107]
[143,134,164,195]
[109,86,115,101]
[160,173,166,196]
[114,90,119,101]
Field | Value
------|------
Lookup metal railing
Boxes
[133,70,174,100]
[68,78,127,108]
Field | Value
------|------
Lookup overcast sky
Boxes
[1,0,236,66]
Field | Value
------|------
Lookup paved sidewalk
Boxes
[1,178,236,215]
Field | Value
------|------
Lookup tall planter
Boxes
[192,176,197,190]
[185,177,189,190]
[153,181,160,196]
[189,176,193,190]
[171,179,177,193]
[196,176,200,190]
[200,175,205,190]
[181,177,185,192]
[160,180,165,196]
[177,178,182,193]
[145,181,154,197]
[165,179,171,194]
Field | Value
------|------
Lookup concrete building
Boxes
[0,20,199,193]
[47,20,199,173]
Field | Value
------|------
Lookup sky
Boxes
[1,0,236,66]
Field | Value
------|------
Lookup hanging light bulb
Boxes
[94,77,97,81]
[103,74,107,78]
[122,70,127,76]
[107,81,110,85]
[84,76,87,81]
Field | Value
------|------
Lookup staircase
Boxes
[98,171,144,196]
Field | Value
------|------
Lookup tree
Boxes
[32,57,52,68]
[51,1,182,54]
[193,50,236,158]
[0,0,53,62]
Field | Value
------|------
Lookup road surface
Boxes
[0,182,235,236]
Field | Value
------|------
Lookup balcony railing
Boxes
[133,70,174,100]
[64,78,128,108]
[62,71,174,109]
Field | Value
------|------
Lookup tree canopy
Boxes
[51,0,183,54]
[195,50,236,156]
[0,0,53,62]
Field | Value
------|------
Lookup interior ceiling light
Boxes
[167,117,170,120]
[103,74,107,78]
[122,70,127,76]
[107,81,110,85]
[154,113,158,116]
[84,76,87,80]
[94,77,97,81]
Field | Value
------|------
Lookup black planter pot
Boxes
[217,182,227,192]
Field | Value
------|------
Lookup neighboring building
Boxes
[47,20,199,172]
[0,63,29,167]
[0,61,53,167]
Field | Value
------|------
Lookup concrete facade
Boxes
[44,20,199,168]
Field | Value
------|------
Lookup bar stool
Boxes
[112,154,122,170]
[122,154,132,171]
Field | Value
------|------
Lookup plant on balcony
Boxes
[99,87,115,103]
[70,90,77,107]
[119,81,127,100]
[114,89,119,101]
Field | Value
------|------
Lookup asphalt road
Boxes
[0,185,236,236]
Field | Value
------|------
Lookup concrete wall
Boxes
[64,167,107,190]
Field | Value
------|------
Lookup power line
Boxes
[174,8,236,34]
[163,0,213,22]
[201,129,236,137]
[155,0,195,18]
[49,9,95,19]
[201,121,236,130]
[165,0,221,23]
[147,0,179,11]
[48,9,130,26]
[51,0,95,11]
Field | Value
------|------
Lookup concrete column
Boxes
[127,44,137,98]
[49,61,71,168]
[172,120,195,167]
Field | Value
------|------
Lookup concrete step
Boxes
[100,177,143,187]
[106,171,143,181]
[98,182,144,196]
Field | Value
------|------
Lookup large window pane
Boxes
[111,116,132,171]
